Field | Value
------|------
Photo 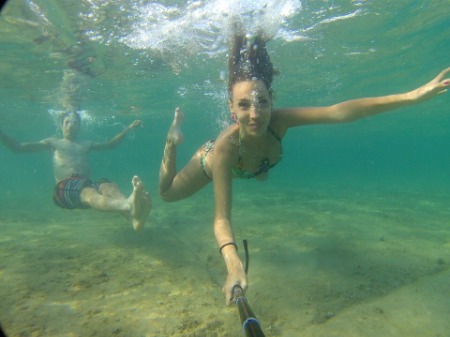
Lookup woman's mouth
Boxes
[248,123,261,129]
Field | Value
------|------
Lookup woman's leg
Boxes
[159,108,211,202]
[159,108,185,194]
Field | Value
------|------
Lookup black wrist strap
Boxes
[219,242,238,255]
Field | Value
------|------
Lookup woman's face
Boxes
[228,79,272,137]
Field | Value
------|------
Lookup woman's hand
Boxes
[408,67,450,104]
[223,262,248,306]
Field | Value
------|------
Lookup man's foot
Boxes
[129,176,152,231]
[167,107,185,145]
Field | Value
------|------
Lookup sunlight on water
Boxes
[120,0,303,54]
[72,0,373,105]
[26,0,52,26]
[82,0,304,55]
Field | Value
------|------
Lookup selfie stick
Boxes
[233,285,265,337]
[232,240,265,337]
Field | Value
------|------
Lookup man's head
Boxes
[60,111,81,140]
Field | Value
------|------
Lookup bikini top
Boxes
[231,126,283,180]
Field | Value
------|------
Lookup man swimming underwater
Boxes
[0,110,152,231]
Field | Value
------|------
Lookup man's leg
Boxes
[159,108,211,202]
[98,182,127,200]
[80,176,152,231]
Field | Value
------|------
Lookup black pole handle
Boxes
[233,285,265,337]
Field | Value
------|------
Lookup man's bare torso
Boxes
[46,138,93,182]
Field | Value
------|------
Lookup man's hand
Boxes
[127,120,144,130]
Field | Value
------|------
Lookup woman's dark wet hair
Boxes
[228,33,278,100]
[60,110,81,126]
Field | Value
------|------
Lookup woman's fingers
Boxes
[435,67,450,82]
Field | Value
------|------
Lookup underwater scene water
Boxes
[1,0,450,336]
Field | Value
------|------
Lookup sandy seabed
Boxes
[1,183,450,337]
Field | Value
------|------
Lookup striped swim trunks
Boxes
[53,176,110,210]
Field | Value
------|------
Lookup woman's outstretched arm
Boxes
[275,67,450,130]
[212,133,248,306]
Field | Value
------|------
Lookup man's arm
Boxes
[91,120,143,151]
[0,129,51,153]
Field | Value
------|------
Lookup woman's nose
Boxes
[249,105,260,118]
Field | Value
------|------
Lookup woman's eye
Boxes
[239,103,250,109]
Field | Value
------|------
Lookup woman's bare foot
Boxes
[129,176,152,231]
[167,107,185,145]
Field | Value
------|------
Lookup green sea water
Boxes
[1,1,450,336]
